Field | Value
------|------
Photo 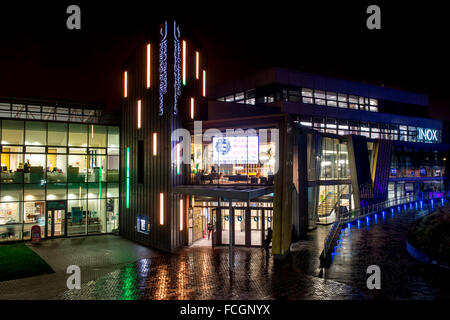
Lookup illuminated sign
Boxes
[137,215,149,234]
[417,128,438,143]
[212,136,259,164]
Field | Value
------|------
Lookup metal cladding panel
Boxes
[120,21,205,252]
[347,135,374,207]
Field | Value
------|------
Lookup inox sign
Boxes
[417,128,438,142]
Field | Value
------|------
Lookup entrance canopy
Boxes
[173,185,274,201]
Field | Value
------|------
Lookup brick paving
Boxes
[326,205,450,299]
[0,235,162,300]
[56,247,370,300]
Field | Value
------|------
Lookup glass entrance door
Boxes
[46,209,65,238]
[46,201,66,238]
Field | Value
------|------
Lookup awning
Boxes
[173,185,274,201]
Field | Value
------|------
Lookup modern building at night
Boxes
[2,21,447,263]
[0,97,120,242]
[119,21,449,260]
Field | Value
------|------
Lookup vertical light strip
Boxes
[124,71,128,98]
[146,44,151,88]
[179,199,184,231]
[160,193,164,225]
[190,98,194,120]
[126,147,130,208]
[137,99,142,129]
[202,70,206,97]
[176,142,181,175]
[182,40,186,85]
[153,133,157,156]
[195,51,199,79]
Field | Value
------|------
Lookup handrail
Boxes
[322,192,449,260]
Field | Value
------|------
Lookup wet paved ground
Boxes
[57,247,370,300]
[0,235,162,299]
[325,204,450,299]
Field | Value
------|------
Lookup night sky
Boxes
[0,1,449,120]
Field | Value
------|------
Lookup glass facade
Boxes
[0,119,119,242]
[190,129,278,185]
[307,134,352,226]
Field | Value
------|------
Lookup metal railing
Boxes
[322,192,449,259]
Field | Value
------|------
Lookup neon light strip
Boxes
[180,199,183,231]
[190,98,194,119]
[124,71,128,98]
[160,193,164,225]
[137,99,141,129]
[153,133,157,156]
[202,70,206,97]
[126,147,130,208]
[176,142,181,175]
[182,40,186,85]
[147,44,151,88]
[195,51,199,79]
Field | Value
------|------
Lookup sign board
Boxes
[212,136,259,164]
[416,128,439,143]
[31,225,41,242]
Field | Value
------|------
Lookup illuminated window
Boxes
[137,100,142,129]
[124,71,128,98]
[153,133,157,156]
[146,44,151,88]
[179,199,184,231]
[159,193,164,225]
[195,51,199,80]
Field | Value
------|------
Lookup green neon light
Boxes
[99,164,102,197]
[126,147,130,208]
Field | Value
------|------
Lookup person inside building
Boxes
[263,227,272,253]
[23,159,31,173]
[207,220,214,240]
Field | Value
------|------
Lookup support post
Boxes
[229,200,233,272]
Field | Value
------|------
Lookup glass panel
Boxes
[221,208,230,245]
[234,209,246,245]
[0,103,11,118]
[88,152,107,182]
[302,88,313,97]
[25,121,46,145]
[250,209,263,246]
[107,156,119,182]
[46,183,67,200]
[48,122,67,146]
[0,198,23,242]
[23,201,45,240]
[24,184,45,201]
[108,126,120,150]
[106,198,119,232]
[107,183,119,198]
[87,198,106,234]
[87,182,106,199]
[2,120,24,145]
[69,124,87,147]
[67,199,87,236]
[46,152,67,182]
[89,125,107,148]
[68,154,87,182]
[68,183,87,199]
[24,154,45,183]
[1,151,23,183]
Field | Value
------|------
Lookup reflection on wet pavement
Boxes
[57,247,369,300]
[326,205,450,299]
